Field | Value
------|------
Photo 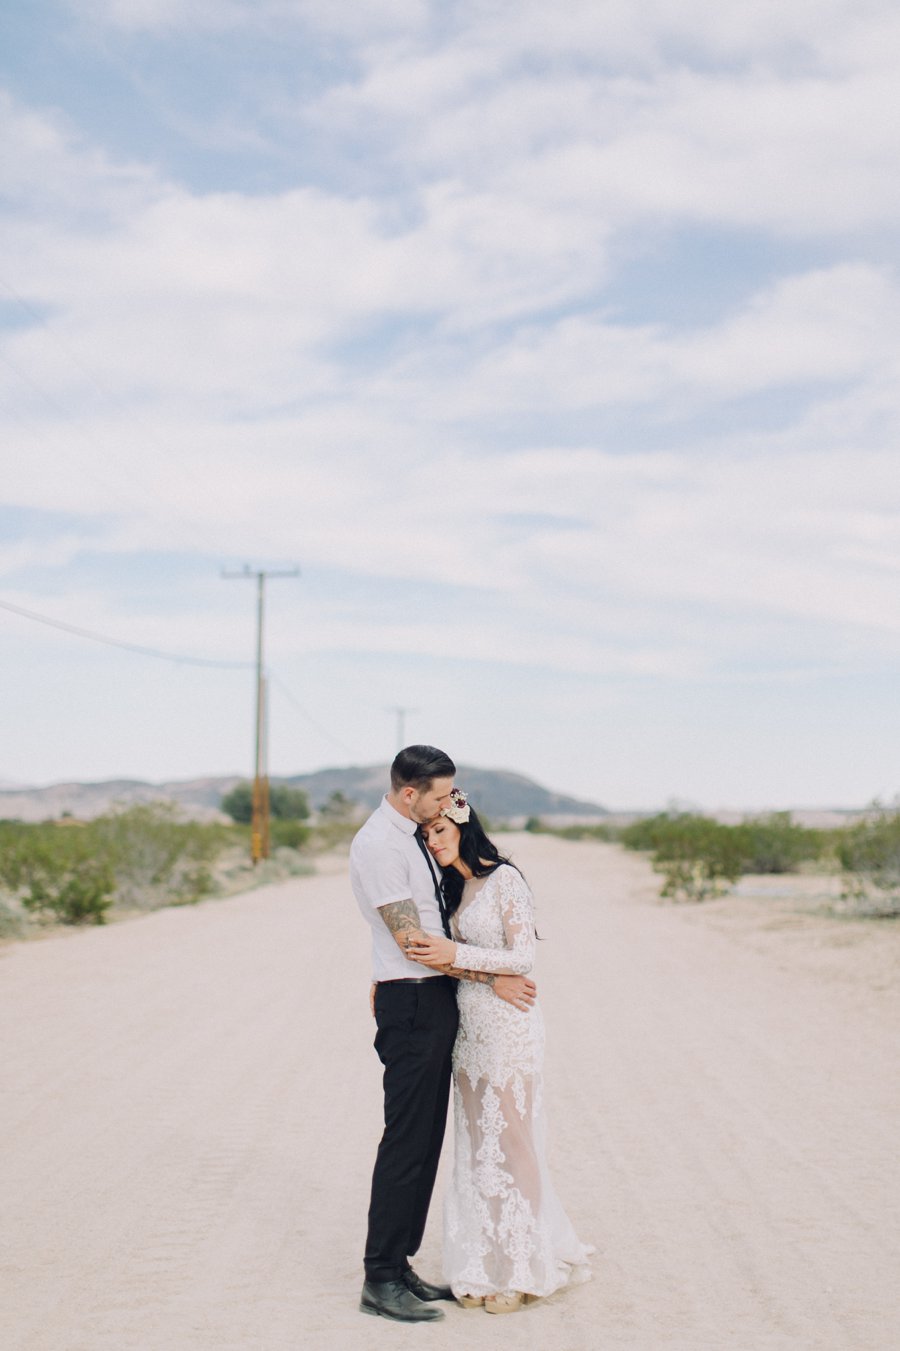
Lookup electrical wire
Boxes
[0,599,360,743]
[0,596,253,669]
[269,672,357,756]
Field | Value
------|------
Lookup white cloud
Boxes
[0,92,155,217]
[4,3,900,799]
[301,7,900,237]
[353,263,900,426]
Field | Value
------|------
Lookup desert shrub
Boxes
[620,811,825,901]
[619,814,678,853]
[270,818,311,850]
[309,819,358,851]
[731,813,825,874]
[222,781,310,824]
[24,857,115,924]
[837,808,900,917]
[647,815,746,901]
[93,803,230,908]
[0,824,114,924]
[0,807,235,924]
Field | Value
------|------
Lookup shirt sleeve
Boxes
[451,867,535,975]
[358,839,414,911]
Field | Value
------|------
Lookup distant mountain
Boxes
[284,765,607,821]
[0,766,607,824]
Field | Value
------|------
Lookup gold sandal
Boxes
[457,1294,485,1308]
[484,1292,523,1314]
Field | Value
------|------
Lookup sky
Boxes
[1,0,899,811]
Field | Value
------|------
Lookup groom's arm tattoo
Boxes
[377,905,493,983]
[440,965,496,988]
[378,899,427,952]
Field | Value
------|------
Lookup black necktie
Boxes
[414,828,451,938]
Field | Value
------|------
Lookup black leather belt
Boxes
[377,976,443,986]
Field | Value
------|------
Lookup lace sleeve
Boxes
[452,866,535,975]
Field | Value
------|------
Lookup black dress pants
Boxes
[364,976,458,1282]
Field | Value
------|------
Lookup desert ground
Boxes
[1,835,898,1351]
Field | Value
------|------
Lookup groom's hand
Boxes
[493,974,537,1010]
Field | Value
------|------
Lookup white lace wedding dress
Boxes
[445,863,592,1299]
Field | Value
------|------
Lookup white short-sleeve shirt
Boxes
[350,796,446,982]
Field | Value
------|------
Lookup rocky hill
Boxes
[0,766,608,824]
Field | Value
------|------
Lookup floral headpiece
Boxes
[441,787,471,825]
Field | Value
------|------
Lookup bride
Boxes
[408,789,591,1313]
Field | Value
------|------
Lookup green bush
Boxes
[93,803,229,908]
[270,818,312,850]
[619,814,680,853]
[0,824,114,925]
[0,806,236,925]
[837,808,900,916]
[731,813,825,874]
[309,819,358,851]
[651,815,746,901]
[23,857,115,924]
[221,781,310,824]
[620,811,826,901]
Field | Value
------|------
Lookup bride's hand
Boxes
[406,934,456,967]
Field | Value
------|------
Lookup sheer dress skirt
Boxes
[443,982,592,1299]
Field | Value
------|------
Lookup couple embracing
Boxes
[350,745,591,1322]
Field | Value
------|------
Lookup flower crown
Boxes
[441,787,471,824]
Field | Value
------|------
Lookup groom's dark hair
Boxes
[390,744,456,792]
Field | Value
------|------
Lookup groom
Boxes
[350,745,537,1322]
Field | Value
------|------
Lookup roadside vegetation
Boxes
[0,786,361,939]
[525,809,900,915]
[618,812,829,902]
[7,793,899,938]
[835,805,900,918]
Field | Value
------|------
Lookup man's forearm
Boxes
[438,963,496,988]
[378,898,427,953]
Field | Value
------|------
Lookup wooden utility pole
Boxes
[223,565,299,863]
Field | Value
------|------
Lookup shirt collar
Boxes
[379,794,418,835]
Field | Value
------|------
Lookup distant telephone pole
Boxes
[388,705,418,752]
[223,565,299,863]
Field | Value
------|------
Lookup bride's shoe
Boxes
[457,1294,485,1308]
[484,1292,523,1314]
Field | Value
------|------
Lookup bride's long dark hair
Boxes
[434,805,517,918]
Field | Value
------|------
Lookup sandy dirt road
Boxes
[1,835,898,1351]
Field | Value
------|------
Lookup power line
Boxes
[0,596,253,669]
[270,672,357,756]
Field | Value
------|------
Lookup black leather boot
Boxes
[403,1269,454,1301]
[360,1279,445,1321]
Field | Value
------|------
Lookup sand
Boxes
[1,835,898,1351]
